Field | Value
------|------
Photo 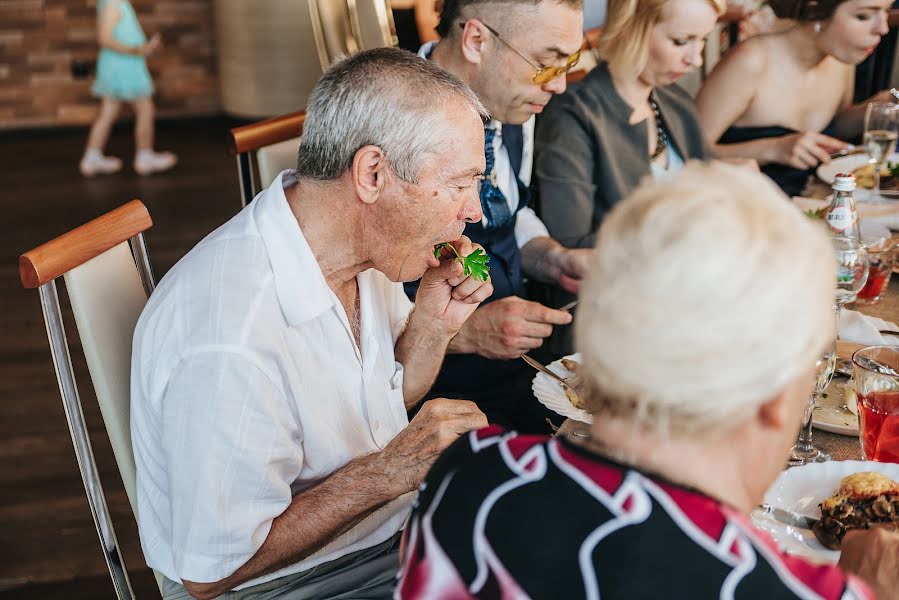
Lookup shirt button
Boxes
[373,420,380,431]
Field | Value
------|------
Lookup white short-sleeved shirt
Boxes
[419,42,550,248]
[130,170,416,588]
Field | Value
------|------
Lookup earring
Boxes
[814,21,822,34]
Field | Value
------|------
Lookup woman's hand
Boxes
[771,131,849,169]
[864,89,898,105]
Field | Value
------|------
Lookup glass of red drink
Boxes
[854,235,895,305]
[852,346,899,463]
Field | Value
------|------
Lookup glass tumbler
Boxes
[852,345,899,463]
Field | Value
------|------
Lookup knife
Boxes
[521,355,576,391]
[758,503,819,530]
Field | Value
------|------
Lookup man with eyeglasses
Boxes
[407,0,590,433]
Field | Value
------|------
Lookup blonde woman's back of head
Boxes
[575,161,835,436]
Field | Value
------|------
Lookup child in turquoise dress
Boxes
[80,0,177,177]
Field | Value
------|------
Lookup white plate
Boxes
[817,152,899,191]
[751,461,899,564]
[531,353,593,424]
[812,378,859,436]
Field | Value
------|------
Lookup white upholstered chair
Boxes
[227,110,306,207]
[19,200,160,599]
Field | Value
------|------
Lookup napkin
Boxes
[858,203,899,231]
[839,308,899,345]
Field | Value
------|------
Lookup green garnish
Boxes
[888,161,899,178]
[433,242,490,281]
[805,207,826,219]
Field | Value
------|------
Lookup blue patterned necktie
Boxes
[480,127,513,230]
[503,123,524,176]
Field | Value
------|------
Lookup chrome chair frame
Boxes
[20,201,156,600]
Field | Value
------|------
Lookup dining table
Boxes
[816,280,899,460]
[554,196,899,463]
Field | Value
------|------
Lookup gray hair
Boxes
[296,47,488,183]
[575,161,835,437]
[437,0,584,37]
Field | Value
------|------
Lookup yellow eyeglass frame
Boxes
[459,21,581,85]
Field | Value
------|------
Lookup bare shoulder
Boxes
[712,35,773,78]
[698,36,771,107]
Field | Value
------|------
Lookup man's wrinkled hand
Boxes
[378,398,487,494]
[551,247,592,294]
[414,236,493,336]
[450,296,571,360]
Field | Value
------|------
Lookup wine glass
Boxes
[862,102,899,203]
[788,238,868,466]
[789,342,836,466]
[834,237,869,329]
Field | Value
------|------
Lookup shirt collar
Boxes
[253,169,334,326]
[417,41,436,60]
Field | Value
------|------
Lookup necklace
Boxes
[648,97,668,160]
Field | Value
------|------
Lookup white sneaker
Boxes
[79,152,123,177]
[134,150,177,175]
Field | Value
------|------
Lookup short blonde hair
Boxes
[598,0,726,77]
[575,162,835,436]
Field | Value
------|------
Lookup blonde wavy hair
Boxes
[575,162,835,436]
[598,0,727,77]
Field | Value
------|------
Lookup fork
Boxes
[830,144,862,159]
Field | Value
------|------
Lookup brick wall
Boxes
[0,0,219,130]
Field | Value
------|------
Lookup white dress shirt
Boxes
[419,42,550,248]
[131,170,415,588]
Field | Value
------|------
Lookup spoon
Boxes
[855,353,899,378]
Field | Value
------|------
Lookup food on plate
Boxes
[851,162,899,191]
[812,472,899,550]
[560,358,588,410]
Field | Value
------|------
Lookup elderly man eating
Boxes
[130,47,490,600]
[397,162,899,599]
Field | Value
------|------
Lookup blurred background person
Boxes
[391,0,441,51]
[696,0,893,197]
[533,0,723,355]
[854,0,899,101]
[396,161,896,600]
[79,0,177,177]
[406,0,592,434]
[583,0,607,28]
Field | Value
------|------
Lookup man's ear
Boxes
[459,19,488,66]
[351,144,389,205]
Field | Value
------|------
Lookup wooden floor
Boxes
[0,118,246,598]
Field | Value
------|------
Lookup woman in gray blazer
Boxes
[534,0,721,355]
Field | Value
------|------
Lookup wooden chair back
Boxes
[227,111,306,207]
[19,200,159,599]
